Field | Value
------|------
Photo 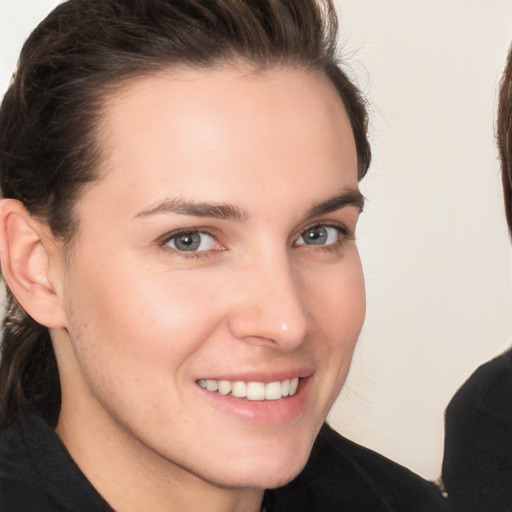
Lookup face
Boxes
[53,66,365,493]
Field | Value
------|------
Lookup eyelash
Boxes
[159,222,353,259]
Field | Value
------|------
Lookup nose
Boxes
[227,254,309,351]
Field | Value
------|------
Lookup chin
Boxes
[204,434,314,490]
[259,461,309,490]
[211,459,309,491]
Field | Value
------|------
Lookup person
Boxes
[0,1,446,511]
[441,45,512,512]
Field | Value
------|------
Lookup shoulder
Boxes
[0,414,113,512]
[445,349,512,426]
[0,415,48,511]
[442,350,512,511]
[266,423,447,512]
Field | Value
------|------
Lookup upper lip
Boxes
[196,368,314,383]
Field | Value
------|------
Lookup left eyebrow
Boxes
[306,189,365,218]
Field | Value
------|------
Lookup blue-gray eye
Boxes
[165,232,217,252]
[296,225,340,246]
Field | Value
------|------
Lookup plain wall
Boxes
[1,0,511,480]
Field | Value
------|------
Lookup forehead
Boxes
[86,66,357,215]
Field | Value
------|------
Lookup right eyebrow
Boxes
[133,198,249,222]
[306,189,365,218]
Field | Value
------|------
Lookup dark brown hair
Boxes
[0,0,371,429]
[498,44,512,236]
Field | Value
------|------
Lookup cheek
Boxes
[62,266,234,433]
[307,254,366,343]
[305,254,365,400]
[64,258,229,383]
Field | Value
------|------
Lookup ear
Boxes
[0,199,67,328]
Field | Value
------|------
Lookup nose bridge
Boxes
[229,248,308,349]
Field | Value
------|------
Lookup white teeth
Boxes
[265,381,282,400]
[281,379,290,397]
[218,380,231,395]
[289,377,299,395]
[247,382,265,401]
[198,377,301,400]
[232,381,247,398]
[206,380,218,392]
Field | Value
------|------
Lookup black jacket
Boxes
[0,413,447,511]
[442,349,512,512]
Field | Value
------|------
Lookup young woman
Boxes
[0,1,446,510]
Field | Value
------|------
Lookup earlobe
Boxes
[0,199,67,328]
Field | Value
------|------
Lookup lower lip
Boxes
[197,378,311,424]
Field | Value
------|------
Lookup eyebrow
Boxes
[306,189,365,217]
[134,198,248,221]
[134,188,364,222]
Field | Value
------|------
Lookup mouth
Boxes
[197,377,300,401]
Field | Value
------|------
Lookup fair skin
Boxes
[0,66,365,512]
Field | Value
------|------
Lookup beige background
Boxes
[1,0,511,480]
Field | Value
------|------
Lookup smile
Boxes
[197,378,300,400]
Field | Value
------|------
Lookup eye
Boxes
[164,230,220,252]
[295,225,344,246]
